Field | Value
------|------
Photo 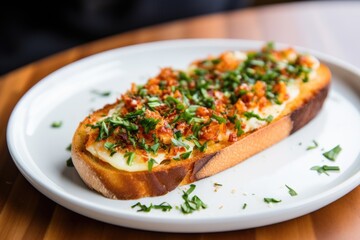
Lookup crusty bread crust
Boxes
[71,64,331,199]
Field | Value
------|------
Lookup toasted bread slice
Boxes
[71,61,330,200]
[71,44,331,199]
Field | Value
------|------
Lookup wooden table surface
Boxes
[1,1,359,239]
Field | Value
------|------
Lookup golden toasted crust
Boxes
[71,64,331,199]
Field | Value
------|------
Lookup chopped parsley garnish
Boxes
[91,90,111,97]
[174,131,182,139]
[243,111,273,123]
[124,108,145,119]
[104,142,117,156]
[147,158,157,172]
[65,144,73,167]
[165,96,185,110]
[124,152,135,166]
[153,202,173,212]
[306,140,318,150]
[88,115,139,141]
[211,114,227,124]
[150,143,160,154]
[131,202,152,212]
[109,116,139,132]
[66,158,74,167]
[180,151,192,159]
[193,139,207,152]
[139,118,159,134]
[311,165,340,175]
[242,203,247,209]
[250,59,265,67]
[51,121,62,128]
[131,202,172,212]
[180,105,200,123]
[264,198,282,204]
[322,145,342,161]
[66,144,72,151]
[171,138,190,150]
[138,138,147,151]
[285,185,298,196]
[194,68,208,76]
[179,184,207,214]
[147,96,162,109]
[235,119,244,136]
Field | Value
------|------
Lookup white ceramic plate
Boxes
[7,39,360,233]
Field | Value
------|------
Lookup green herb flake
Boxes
[174,131,182,140]
[180,105,199,123]
[139,118,160,134]
[310,165,340,176]
[199,141,208,152]
[214,183,222,187]
[250,59,265,67]
[91,90,111,97]
[171,138,190,150]
[242,203,247,209]
[285,185,298,196]
[104,142,117,156]
[179,184,207,214]
[306,140,318,150]
[66,144,72,151]
[194,68,208,76]
[264,198,282,204]
[211,114,227,124]
[124,108,145,119]
[124,152,135,166]
[235,119,244,137]
[109,116,139,132]
[51,121,62,128]
[147,97,162,108]
[212,59,221,64]
[131,202,153,212]
[153,202,173,212]
[243,111,273,123]
[264,41,275,52]
[148,158,157,172]
[66,158,74,167]
[323,145,342,161]
[150,143,160,154]
[180,151,192,160]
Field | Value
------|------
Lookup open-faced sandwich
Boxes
[72,42,331,199]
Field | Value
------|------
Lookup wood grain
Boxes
[1,2,359,239]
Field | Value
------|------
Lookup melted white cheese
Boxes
[86,140,194,172]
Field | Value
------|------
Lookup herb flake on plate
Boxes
[323,145,342,161]
[306,140,318,150]
[285,185,298,196]
[91,90,111,97]
[66,158,74,167]
[311,165,340,175]
[131,202,172,212]
[179,184,207,214]
[51,121,62,128]
[264,198,282,204]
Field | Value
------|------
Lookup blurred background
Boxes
[0,0,339,75]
